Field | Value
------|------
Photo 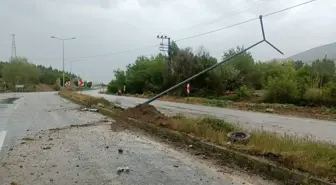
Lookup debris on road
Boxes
[265,108,274,113]
[41,146,52,150]
[117,166,130,174]
[118,148,123,153]
[97,103,104,107]
[22,137,35,141]
[80,107,99,112]
[121,104,170,126]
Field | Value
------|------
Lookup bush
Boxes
[234,85,252,99]
[107,82,118,93]
[303,88,323,104]
[264,75,300,104]
[324,82,336,98]
[53,85,61,91]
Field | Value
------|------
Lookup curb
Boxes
[58,92,334,185]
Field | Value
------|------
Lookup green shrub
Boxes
[107,83,118,93]
[235,85,252,99]
[303,88,323,102]
[53,85,60,91]
[264,75,300,104]
[324,82,336,98]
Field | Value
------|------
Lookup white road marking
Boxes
[14,102,20,109]
[0,130,7,151]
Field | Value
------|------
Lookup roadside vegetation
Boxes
[107,43,336,118]
[169,116,336,183]
[0,57,92,92]
[59,91,336,183]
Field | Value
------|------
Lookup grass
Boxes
[59,90,111,108]
[169,116,336,182]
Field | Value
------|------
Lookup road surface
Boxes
[84,90,336,142]
[0,92,103,157]
[0,92,275,185]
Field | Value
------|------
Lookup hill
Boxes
[287,42,336,62]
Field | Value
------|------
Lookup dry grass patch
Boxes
[169,116,336,182]
[59,90,111,107]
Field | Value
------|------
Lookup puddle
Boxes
[0,97,20,104]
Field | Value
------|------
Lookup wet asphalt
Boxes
[0,92,102,157]
[83,90,336,142]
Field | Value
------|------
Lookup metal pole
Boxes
[62,40,65,87]
[144,15,283,104]
[144,40,264,104]
[70,61,72,81]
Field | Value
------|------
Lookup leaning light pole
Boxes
[144,15,284,104]
[51,36,76,87]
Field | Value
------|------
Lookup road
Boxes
[0,92,275,185]
[0,92,103,156]
[84,90,336,142]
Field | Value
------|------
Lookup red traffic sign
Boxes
[65,81,71,86]
[186,83,190,94]
[78,79,84,87]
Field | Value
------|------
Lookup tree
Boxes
[105,44,336,106]
[87,81,92,88]
[2,57,41,85]
[59,74,70,86]
[222,46,255,86]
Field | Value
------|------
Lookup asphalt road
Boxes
[84,90,336,142]
[0,92,275,185]
[0,92,103,157]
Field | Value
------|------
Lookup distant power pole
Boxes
[11,34,17,61]
[157,33,171,60]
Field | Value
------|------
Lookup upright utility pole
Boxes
[11,34,17,61]
[51,36,76,87]
[68,59,80,81]
[157,34,171,59]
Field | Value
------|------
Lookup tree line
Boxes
[0,57,92,91]
[108,42,336,106]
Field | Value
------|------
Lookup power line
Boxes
[170,0,272,34]
[67,44,159,60]
[27,0,318,61]
[264,0,317,17]
[175,0,318,42]
[175,18,258,42]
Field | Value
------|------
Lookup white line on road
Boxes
[0,130,7,151]
[14,102,20,109]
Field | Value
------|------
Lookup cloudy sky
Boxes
[0,0,335,83]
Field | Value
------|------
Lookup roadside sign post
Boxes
[78,79,84,94]
[186,83,190,97]
[65,81,70,87]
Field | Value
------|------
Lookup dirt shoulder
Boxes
[0,121,276,185]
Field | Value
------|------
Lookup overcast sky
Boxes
[1,0,335,83]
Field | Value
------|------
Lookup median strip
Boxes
[59,91,336,185]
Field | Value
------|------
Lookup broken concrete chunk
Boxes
[118,148,123,153]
